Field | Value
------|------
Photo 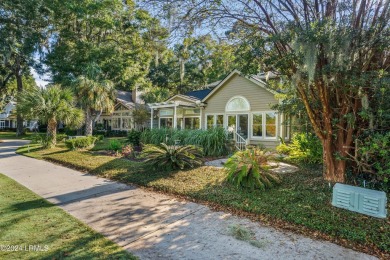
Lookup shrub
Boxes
[30,133,44,144]
[140,127,228,156]
[225,148,280,190]
[56,134,68,142]
[141,143,203,170]
[65,136,97,150]
[352,132,390,191]
[128,129,141,146]
[276,133,322,164]
[109,139,123,152]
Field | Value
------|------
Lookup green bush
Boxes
[109,139,123,152]
[141,143,203,170]
[65,136,97,150]
[276,133,322,164]
[56,134,68,142]
[140,127,228,157]
[128,129,141,146]
[30,133,45,144]
[225,148,280,190]
[354,132,390,191]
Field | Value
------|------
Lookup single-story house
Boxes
[149,70,290,148]
[95,89,147,131]
[0,100,38,131]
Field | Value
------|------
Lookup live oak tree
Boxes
[0,0,50,135]
[45,0,162,90]
[145,0,389,183]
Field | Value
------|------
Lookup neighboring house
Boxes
[0,101,38,131]
[95,89,147,131]
[149,70,290,148]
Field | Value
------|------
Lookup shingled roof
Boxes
[115,90,135,109]
[182,80,221,101]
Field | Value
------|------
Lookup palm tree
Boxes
[75,64,115,136]
[17,85,84,148]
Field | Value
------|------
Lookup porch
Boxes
[149,101,203,130]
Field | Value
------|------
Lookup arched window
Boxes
[225,96,250,112]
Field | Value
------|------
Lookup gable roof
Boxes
[202,69,278,102]
[115,90,135,109]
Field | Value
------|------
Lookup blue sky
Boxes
[31,68,50,87]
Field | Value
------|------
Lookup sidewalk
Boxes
[0,140,376,260]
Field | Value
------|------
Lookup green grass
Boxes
[0,131,42,140]
[17,144,390,257]
[90,137,129,151]
[0,173,136,260]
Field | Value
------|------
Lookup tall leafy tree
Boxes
[17,85,84,147]
[0,0,51,135]
[146,0,390,183]
[45,0,164,90]
[147,35,237,94]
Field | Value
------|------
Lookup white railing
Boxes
[234,131,247,151]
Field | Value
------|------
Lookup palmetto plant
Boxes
[17,85,84,148]
[225,148,280,190]
[141,143,203,170]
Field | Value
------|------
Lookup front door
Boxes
[0,121,4,129]
[227,114,248,139]
[237,114,248,139]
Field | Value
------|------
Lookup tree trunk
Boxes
[15,65,24,136]
[47,118,57,148]
[322,137,346,183]
[85,108,93,136]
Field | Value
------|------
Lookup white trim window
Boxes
[184,117,200,129]
[252,113,263,137]
[225,96,250,112]
[265,112,277,138]
[251,111,278,140]
[160,117,173,128]
[206,114,224,129]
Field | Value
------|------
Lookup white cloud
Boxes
[31,67,50,87]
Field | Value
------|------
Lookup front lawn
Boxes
[17,144,390,258]
[0,131,41,140]
[90,137,129,151]
[0,173,136,260]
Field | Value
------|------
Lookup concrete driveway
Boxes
[0,139,377,260]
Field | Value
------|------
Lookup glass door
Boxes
[227,114,248,139]
[227,115,236,131]
[237,114,248,139]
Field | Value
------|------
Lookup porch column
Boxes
[280,113,284,141]
[150,108,154,129]
[199,107,203,129]
[173,103,177,129]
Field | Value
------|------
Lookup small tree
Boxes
[132,104,150,130]
[17,85,84,147]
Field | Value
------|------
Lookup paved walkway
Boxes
[0,140,376,260]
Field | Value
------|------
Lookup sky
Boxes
[31,68,50,87]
